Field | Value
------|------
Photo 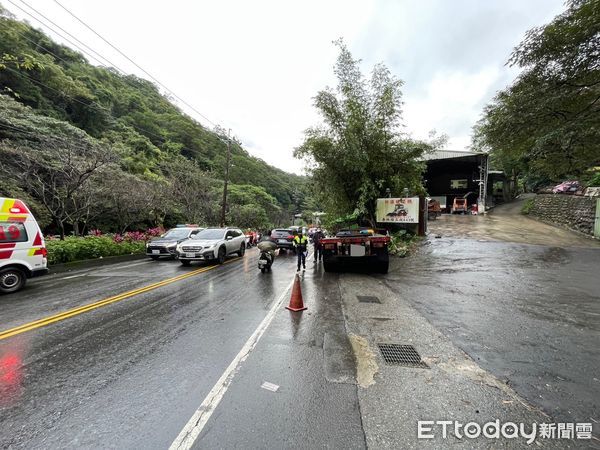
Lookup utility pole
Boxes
[220,129,231,227]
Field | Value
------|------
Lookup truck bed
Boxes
[321,234,390,273]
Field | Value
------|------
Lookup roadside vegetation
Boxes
[521,198,535,215]
[472,0,600,195]
[388,230,420,257]
[45,228,162,265]
[295,40,443,228]
[0,5,313,237]
[46,236,145,265]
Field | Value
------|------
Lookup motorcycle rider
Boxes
[257,237,277,272]
[293,230,309,271]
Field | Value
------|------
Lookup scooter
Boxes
[257,240,277,273]
[258,250,274,273]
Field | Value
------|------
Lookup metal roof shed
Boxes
[422,150,490,212]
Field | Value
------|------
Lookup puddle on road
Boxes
[535,247,570,264]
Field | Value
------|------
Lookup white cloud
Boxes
[403,66,504,149]
[6,0,564,173]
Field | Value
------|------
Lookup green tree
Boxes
[473,0,600,186]
[225,184,280,228]
[295,40,431,225]
[0,98,117,239]
[160,157,221,226]
[228,204,270,230]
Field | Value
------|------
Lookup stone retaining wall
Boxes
[529,194,597,236]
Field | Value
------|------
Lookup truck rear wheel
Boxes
[0,267,26,294]
[377,261,389,274]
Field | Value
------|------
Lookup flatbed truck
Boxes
[321,228,390,274]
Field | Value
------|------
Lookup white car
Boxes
[176,227,246,265]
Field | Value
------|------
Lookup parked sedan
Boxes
[146,226,203,259]
[176,227,246,265]
[270,228,295,252]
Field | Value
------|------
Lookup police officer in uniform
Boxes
[293,230,309,271]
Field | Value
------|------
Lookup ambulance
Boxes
[0,198,48,294]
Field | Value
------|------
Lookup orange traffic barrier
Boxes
[286,274,307,311]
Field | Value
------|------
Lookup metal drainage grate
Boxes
[377,344,429,368]
[357,295,381,304]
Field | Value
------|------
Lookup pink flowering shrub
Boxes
[44,226,174,264]
[124,231,146,242]
[146,227,164,237]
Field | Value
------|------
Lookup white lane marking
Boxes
[61,274,87,280]
[169,276,297,450]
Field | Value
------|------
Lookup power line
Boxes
[1,66,236,156]
[0,122,102,152]
[3,65,114,115]
[5,0,109,68]
[6,25,83,69]
[1,65,171,145]
[4,29,177,144]
[3,65,107,113]
[11,0,128,71]
[4,1,234,146]
[2,3,235,148]
[10,0,155,82]
[53,0,219,129]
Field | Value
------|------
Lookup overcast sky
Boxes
[5,0,565,174]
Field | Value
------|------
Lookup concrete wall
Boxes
[529,194,597,236]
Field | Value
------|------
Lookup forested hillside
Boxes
[0,5,310,236]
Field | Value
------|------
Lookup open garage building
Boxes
[423,150,504,213]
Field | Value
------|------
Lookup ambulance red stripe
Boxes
[32,232,42,246]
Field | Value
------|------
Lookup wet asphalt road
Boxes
[1,207,598,448]
[416,212,600,429]
[0,249,362,449]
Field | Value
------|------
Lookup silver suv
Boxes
[176,227,246,265]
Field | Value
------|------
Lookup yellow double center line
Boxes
[0,258,238,341]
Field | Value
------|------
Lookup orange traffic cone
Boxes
[286,274,307,311]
